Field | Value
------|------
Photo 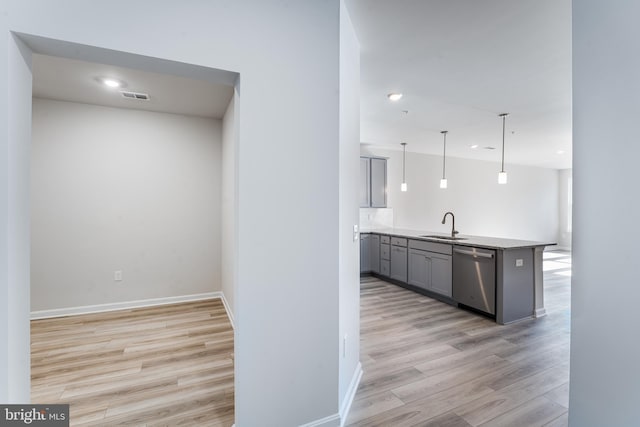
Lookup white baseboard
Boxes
[340,362,363,426]
[552,246,572,252]
[297,361,363,427]
[219,292,235,330]
[31,292,221,320]
[298,413,340,427]
[535,308,547,318]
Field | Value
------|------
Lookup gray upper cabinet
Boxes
[359,157,371,208]
[360,157,387,208]
[370,158,387,208]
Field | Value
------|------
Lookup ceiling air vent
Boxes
[121,91,150,101]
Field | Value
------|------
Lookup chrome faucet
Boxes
[441,211,459,238]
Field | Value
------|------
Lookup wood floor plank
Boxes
[478,396,567,427]
[31,298,234,426]
[348,251,571,427]
[543,382,570,409]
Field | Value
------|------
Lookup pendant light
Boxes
[400,142,408,192]
[498,113,509,184]
[440,131,448,189]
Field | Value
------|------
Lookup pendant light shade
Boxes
[498,171,508,184]
[440,130,448,189]
[401,142,408,192]
[498,113,509,184]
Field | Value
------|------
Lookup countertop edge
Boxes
[360,228,555,250]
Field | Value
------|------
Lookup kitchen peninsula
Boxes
[360,228,554,324]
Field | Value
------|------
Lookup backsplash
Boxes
[359,208,394,229]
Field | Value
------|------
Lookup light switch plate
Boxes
[515,259,524,267]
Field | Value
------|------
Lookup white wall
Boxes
[570,2,640,426]
[30,99,222,311]
[221,92,237,324]
[338,1,361,421]
[2,1,350,424]
[362,146,560,243]
[557,169,572,250]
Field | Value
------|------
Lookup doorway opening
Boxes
[21,34,239,425]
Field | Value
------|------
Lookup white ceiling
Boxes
[346,0,572,169]
[32,54,234,119]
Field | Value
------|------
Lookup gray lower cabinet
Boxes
[360,234,371,273]
[407,240,453,297]
[408,249,430,289]
[380,239,391,277]
[369,234,380,274]
[390,245,408,283]
[430,254,452,297]
[360,233,380,274]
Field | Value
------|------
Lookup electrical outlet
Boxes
[114,270,123,281]
[353,225,359,242]
[515,259,524,267]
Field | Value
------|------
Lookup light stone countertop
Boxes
[360,227,555,250]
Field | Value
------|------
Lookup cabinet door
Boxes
[359,157,371,208]
[380,260,390,276]
[360,234,370,273]
[370,158,387,208]
[408,249,430,290]
[369,235,380,274]
[430,253,452,297]
[380,243,390,261]
[390,245,407,282]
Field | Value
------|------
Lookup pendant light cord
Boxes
[402,143,406,183]
[441,131,447,179]
[500,113,507,173]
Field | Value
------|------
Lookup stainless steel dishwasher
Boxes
[452,246,496,315]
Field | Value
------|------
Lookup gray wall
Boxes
[571,1,640,426]
[30,99,222,312]
[0,1,353,425]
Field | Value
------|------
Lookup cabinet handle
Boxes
[453,248,493,259]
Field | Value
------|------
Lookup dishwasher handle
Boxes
[453,248,494,259]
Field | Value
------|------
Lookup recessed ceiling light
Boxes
[557,150,565,155]
[470,144,479,149]
[387,93,403,101]
[96,77,126,89]
[484,146,496,150]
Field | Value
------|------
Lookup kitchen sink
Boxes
[420,235,468,241]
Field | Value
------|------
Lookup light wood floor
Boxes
[31,299,234,427]
[347,251,571,427]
